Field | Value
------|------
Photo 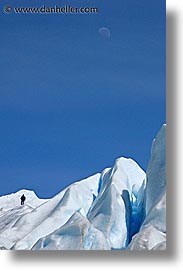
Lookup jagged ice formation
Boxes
[0,125,166,250]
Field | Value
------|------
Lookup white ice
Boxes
[0,125,166,250]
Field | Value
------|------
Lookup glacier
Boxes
[0,124,166,250]
[127,124,166,250]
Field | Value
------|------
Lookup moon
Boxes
[98,27,110,39]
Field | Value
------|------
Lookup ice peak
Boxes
[0,125,166,250]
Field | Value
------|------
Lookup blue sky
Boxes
[0,0,166,198]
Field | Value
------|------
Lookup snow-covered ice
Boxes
[0,125,166,250]
[127,124,166,250]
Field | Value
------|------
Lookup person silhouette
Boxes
[20,194,26,205]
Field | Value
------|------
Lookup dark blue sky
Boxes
[0,0,166,198]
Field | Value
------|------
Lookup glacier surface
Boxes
[0,125,166,250]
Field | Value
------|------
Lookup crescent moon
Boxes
[98,27,111,39]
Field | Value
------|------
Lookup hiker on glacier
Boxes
[20,194,26,205]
